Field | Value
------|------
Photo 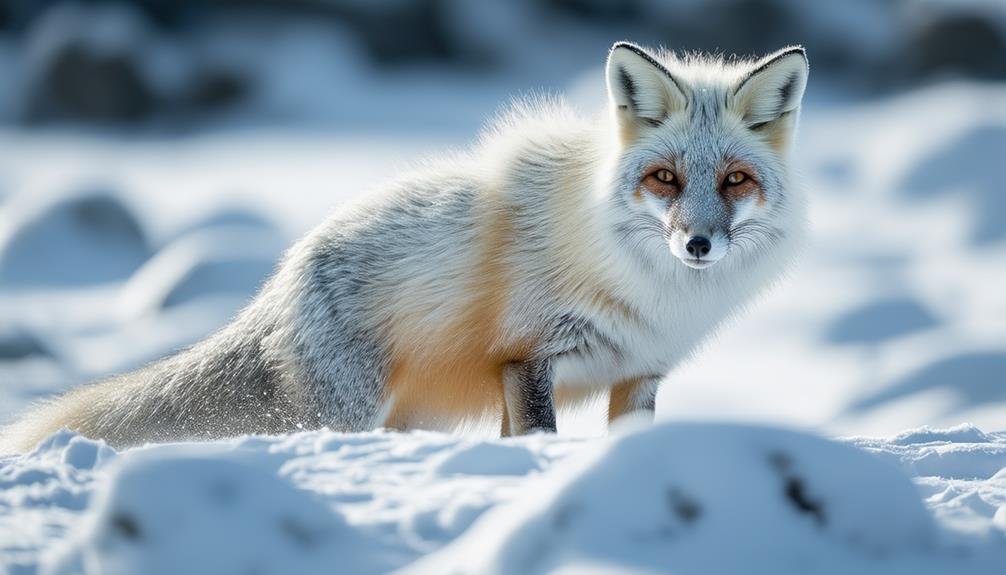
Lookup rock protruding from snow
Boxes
[43,447,391,575]
[405,422,940,575]
[0,324,54,360]
[21,2,156,123]
[0,188,150,287]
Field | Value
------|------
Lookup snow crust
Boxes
[0,423,1003,574]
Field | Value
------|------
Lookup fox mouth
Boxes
[680,257,719,270]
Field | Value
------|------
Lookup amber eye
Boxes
[654,169,676,184]
[725,171,748,186]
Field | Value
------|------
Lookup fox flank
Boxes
[1,42,809,452]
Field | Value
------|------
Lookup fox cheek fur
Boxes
[1,42,809,452]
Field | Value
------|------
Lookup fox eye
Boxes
[653,169,676,184]
[725,171,748,186]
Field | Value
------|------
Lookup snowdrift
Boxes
[1,423,1003,574]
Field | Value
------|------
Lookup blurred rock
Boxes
[187,67,249,112]
[330,0,462,65]
[0,324,53,360]
[546,0,639,21]
[22,2,156,123]
[908,11,1006,82]
[704,0,798,56]
[0,188,151,287]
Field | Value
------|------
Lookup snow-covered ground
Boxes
[1,34,1005,573]
[2,423,1004,574]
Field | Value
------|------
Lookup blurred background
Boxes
[0,0,1004,436]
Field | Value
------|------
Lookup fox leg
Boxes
[608,376,660,426]
[502,358,557,436]
[500,401,512,438]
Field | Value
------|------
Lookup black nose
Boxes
[685,236,712,257]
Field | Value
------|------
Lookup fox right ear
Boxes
[606,42,688,139]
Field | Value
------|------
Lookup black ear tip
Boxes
[779,45,808,64]
[610,41,638,53]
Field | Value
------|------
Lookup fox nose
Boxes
[685,236,712,258]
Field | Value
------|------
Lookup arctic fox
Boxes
[2,42,809,451]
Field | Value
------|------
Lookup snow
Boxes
[0,423,1003,574]
[118,226,283,319]
[0,188,150,287]
[44,448,392,575]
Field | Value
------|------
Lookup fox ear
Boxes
[606,42,688,137]
[733,46,808,128]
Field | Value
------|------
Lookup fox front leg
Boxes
[502,357,557,436]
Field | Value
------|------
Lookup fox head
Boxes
[605,42,808,271]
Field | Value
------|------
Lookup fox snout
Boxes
[668,228,730,269]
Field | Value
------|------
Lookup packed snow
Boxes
[1,423,1004,574]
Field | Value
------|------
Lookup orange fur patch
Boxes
[382,190,533,430]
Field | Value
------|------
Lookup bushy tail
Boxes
[0,378,131,454]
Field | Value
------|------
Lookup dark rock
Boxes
[187,67,249,112]
[909,12,1006,81]
[22,3,156,124]
[329,0,462,65]
[0,324,52,360]
[38,47,154,122]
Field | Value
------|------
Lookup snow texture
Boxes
[0,423,1003,574]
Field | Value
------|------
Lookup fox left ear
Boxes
[606,42,688,140]
[733,46,808,128]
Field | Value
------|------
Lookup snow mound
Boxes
[891,424,994,446]
[0,188,150,287]
[0,430,113,574]
[167,207,282,245]
[4,425,1006,574]
[849,424,1006,480]
[44,446,390,575]
[405,422,947,575]
[118,227,282,318]
[434,442,541,477]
